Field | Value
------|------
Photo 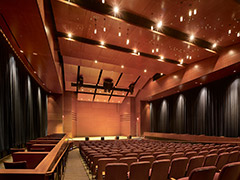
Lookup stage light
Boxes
[113,6,119,14]
[103,78,113,92]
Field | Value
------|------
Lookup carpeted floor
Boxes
[64,149,89,180]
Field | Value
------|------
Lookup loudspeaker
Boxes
[85,136,89,141]
[128,135,132,139]
[101,136,104,140]
[116,136,119,140]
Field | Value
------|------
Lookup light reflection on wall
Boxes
[175,94,186,133]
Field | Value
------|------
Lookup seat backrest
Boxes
[10,148,25,154]
[109,154,123,160]
[119,157,138,171]
[171,152,185,161]
[105,163,128,180]
[153,152,164,158]
[218,148,226,155]
[97,158,118,180]
[156,154,170,161]
[215,152,230,171]
[129,161,151,180]
[185,151,198,160]
[125,153,138,158]
[188,166,216,180]
[202,154,218,166]
[139,152,152,158]
[4,161,27,169]
[209,149,218,154]
[139,155,155,165]
[185,156,204,176]
[150,160,170,180]
[92,154,107,174]
[217,162,240,180]
[198,150,208,157]
[228,151,239,163]
[169,157,188,179]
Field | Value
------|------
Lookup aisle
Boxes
[64,148,89,180]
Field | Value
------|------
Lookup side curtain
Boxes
[0,32,47,155]
[150,75,240,137]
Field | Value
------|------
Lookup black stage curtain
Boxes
[0,32,47,156]
[150,74,240,137]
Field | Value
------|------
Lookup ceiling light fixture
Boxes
[152,49,154,53]
[126,39,130,45]
[67,33,72,38]
[103,18,106,32]
[113,6,119,14]
[190,34,195,41]
[193,9,197,15]
[189,10,192,16]
[161,56,164,60]
[151,26,154,30]
[20,50,24,53]
[237,32,240,37]
[34,71,37,74]
[157,21,163,28]
[212,43,217,48]
[33,52,38,55]
[121,65,124,68]
[228,29,231,35]
[118,32,121,36]
[156,48,159,52]
[180,59,184,64]
[186,55,189,59]
[102,0,105,3]
[144,69,147,73]
[137,52,140,55]
[100,41,105,46]
[94,28,97,34]
[94,60,98,63]
[103,27,106,32]
[133,49,137,53]
[180,16,183,22]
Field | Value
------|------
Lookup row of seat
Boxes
[79,139,240,179]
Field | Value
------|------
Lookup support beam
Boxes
[93,69,103,101]
[108,72,123,102]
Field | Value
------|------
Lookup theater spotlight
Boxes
[129,83,135,94]
[103,78,113,92]
[79,75,83,87]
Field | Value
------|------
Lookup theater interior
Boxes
[0,0,240,179]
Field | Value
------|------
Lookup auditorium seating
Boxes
[4,161,27,169]
[150,159,170,180]
[105,163,128,180]
[79,138,240,179]
[213,162,240,180]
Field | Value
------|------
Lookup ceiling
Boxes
[1,0,239,103]
[50,0,240,103]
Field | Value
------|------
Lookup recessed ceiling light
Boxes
[237,32,240,37]
[33,52,38,56]
[161,56,164,60]
[103,27,106,32]
[233,70,236,73]
[212,43,217,48]
[20,50,24,53]
[137,52,140,55]
[228,29,231,35]
[186,55,189,59]
[180,16,183,22]
[180,59,183,64]
[94,60,98,63]
[193,9,197,15]
[94,29,97,34]
[118,32,121,36]
[100,41,105,45]
[190,34,195,41]
[157,21,163,28]
[189,10,192,16]
[156,48,159,52]
[113,6,119,14]
[133,49,137,53]
[126,39,130,45]
[102,0,105,3]
[144,69,147,73]
[151,26,154,30]
[152,49,154,53]
[160,73,163,76]
[34,71,37,74]
[68,33,72,38]
[189,56,192,59]
[121,65,124,68]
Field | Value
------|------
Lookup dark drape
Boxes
[0,32,47,157]
[150,74,240,137]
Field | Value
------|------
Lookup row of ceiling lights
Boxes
[93,2,220,65]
